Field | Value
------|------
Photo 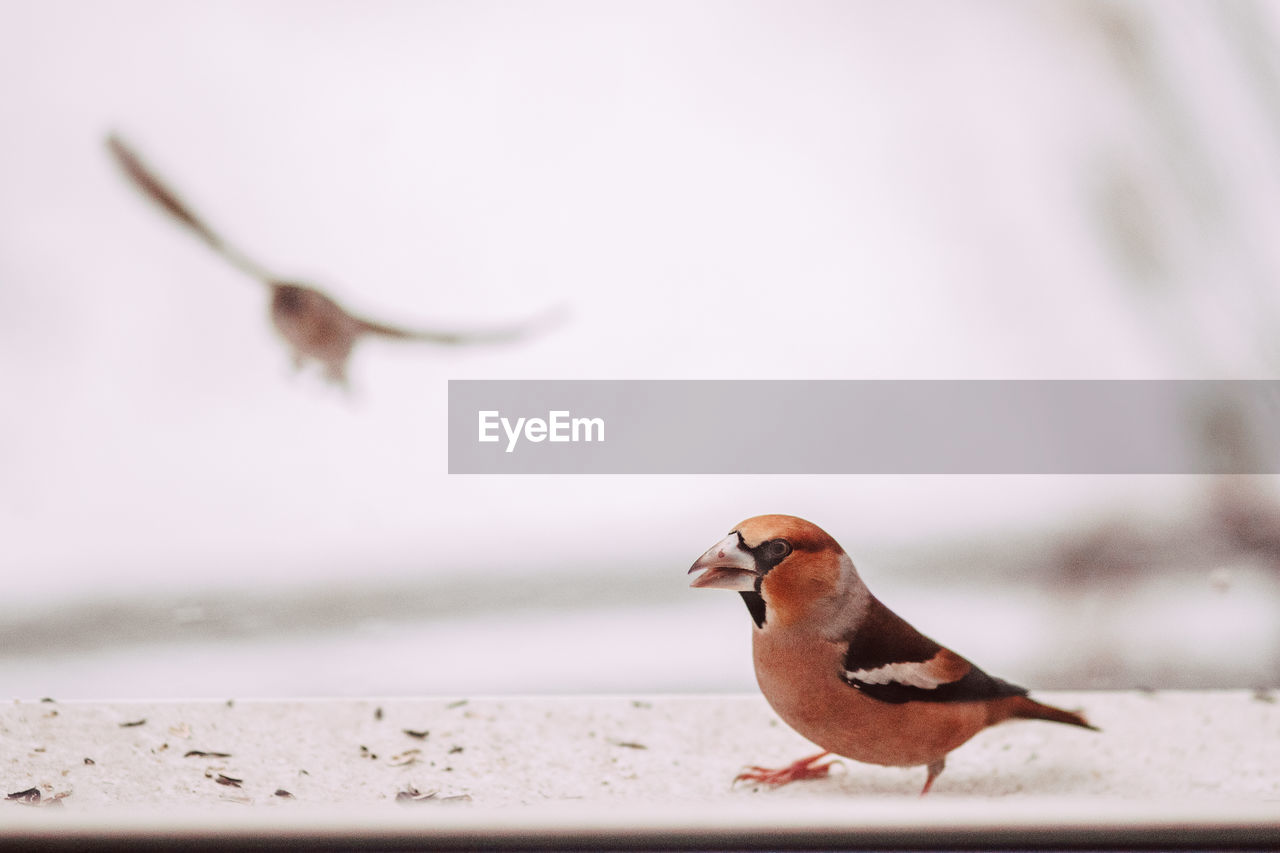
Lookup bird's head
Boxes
[688,514,865,630]
[271,282,314,316]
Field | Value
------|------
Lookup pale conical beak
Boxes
[688,534,759,591]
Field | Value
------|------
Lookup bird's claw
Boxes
[732,752,840,788]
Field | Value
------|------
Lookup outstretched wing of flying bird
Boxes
[106,135,275,282]
[107,132,564,386]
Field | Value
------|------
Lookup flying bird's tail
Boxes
[998,695,1099,730]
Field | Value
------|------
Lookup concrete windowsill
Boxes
[1,691,1276,847]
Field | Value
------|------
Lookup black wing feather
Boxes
[842,667,1027,705]
[840,597,1028,705]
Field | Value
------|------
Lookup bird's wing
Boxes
[107,134,275,282]
[356,306,564,345]
[838,598,1027,704]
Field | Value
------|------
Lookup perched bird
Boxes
[107,134,554,386]
[688,514,1096,795]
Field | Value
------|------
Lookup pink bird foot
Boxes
[734,751,837,787]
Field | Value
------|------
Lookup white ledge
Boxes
[1,691,1276,845]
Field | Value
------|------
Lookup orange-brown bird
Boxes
[688,514,1097,795]
[107,134,554,387]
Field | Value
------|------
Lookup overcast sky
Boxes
[5,0,1280,612]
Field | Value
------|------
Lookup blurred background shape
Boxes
[106,134,556,387]
[1,0,1278,698]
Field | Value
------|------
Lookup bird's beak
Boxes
[688,534,759,591]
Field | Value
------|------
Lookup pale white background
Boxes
[2,0,1279,697]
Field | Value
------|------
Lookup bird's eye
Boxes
[765,539,792,560]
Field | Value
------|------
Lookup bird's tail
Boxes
[1001,695,1099,731]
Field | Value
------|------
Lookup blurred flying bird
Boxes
[689,514,1097,795]
[107,134,556,386]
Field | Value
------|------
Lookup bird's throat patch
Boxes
[739,590,767,628]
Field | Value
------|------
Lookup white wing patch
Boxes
[844,661,946,689]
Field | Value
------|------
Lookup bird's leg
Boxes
[919,758,946,796]
[323,361,350,389]
[733,751,835,787]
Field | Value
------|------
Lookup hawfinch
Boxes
[107,134,550,386]
[688,514,1096,795]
